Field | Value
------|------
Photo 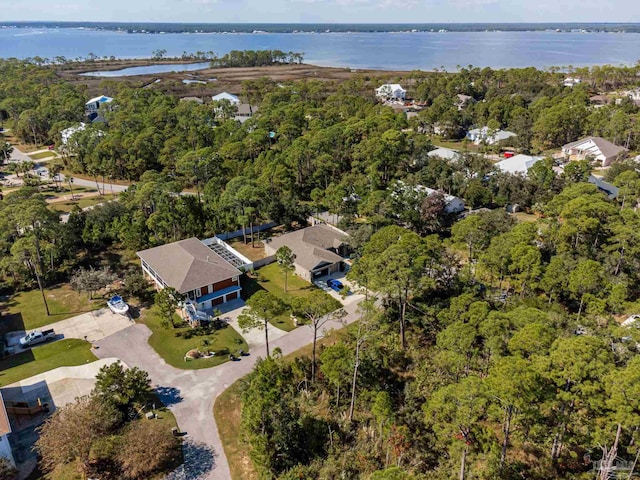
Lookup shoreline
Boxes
[2,22,640,34]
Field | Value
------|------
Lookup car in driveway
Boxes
[327,279,344,292]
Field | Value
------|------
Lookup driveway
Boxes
[220,301,289,352]
[4,308,133,350]
[93,295,364,480]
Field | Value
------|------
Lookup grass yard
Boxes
[0,339,96,387]
[28,151,56,161]
[49,194,117,213]
[142,306,248,369]
[242,263,333,331]
[40,185,96,200]
[227,239,266,262]
[2,285,103,332]
[213,380,258,480]
[430,138,479,152]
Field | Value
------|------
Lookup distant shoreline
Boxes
[2,22,640,34]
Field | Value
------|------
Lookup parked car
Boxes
[19,329,56,347]
[47,144,55,150]
[327,279,344,292]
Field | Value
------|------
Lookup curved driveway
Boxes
[93,297,363,480]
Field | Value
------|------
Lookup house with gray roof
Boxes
[562,136,628,167]
[264,224,349,281]
[466,126,517,145]
[137,237,242,310]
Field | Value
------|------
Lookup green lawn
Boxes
[2,286,103,332]
[142,306,248,369]
[29,151,56,160]
[242,263,332,331]
[0,339,96,387]
[41,185,96,200]
[213,380,258,480]
[50,194,117,213]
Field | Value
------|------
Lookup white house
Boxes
[466,127,517,145]
[393,181,465,214]
[60,123,86,145]
[562,136,628,167]
[85,95,113,123]
[427,147,460,162]
[495,154,542,176]
[0,393,15,467]
[211,92,240,104]
[564,77,582,87]
[375,84,406,101]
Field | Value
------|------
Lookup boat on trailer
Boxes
[107,295,129,316]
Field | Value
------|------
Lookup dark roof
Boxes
[267,225,346,271]
[137,238,241,293]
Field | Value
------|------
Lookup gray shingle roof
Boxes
[563,137,627,159]
[267,225,346,272]
[137,237,241,293]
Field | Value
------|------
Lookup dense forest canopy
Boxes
[3,57,640,479]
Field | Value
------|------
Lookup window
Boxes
[232,276,238,283]
[195,288,202,298]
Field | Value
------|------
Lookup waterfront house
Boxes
[137,237,243,310]
[211,92,240,104]
[562,137,627,167]
[495,154,543,176]
[375,84,406,101]
[466,126,517,145]
[264,224,349,282]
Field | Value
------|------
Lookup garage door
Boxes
[213,297,224,306]
[313,268,329,278]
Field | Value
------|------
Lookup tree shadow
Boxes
[154,386,183,407]
[165,440,217,480]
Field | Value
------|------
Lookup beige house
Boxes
[137,237,243,310]
[562,137,628,167]
[264,225,349,282]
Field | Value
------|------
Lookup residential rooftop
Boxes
[137,237,241,294]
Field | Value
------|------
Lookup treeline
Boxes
[239,178,640,479]
[409,65,640,150]
[210,49,304,67]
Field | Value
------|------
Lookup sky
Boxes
[1,0,639,24]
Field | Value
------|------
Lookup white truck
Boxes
[19,329,56,348]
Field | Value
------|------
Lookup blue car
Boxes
[327,279,344,292]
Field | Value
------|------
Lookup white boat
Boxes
[107,295,129,316]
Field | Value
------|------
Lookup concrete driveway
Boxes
[5,308,133,350]
[2,358,121,409]
[220,302,288,352]
[93,295,364,480]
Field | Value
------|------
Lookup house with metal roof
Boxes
[427,147,460,162]
[466,126,517,145]
[562,136,628,167]
[264,225,349,282]
[375,84,406,101]
[137,237,244,310]
[495,154,543,176]
[211,92,240,104]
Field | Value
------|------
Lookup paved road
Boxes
[93,297,364,480]
[57,173,130,193]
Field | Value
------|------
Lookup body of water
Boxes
[1,27,640,71]
[80,61,211,77]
